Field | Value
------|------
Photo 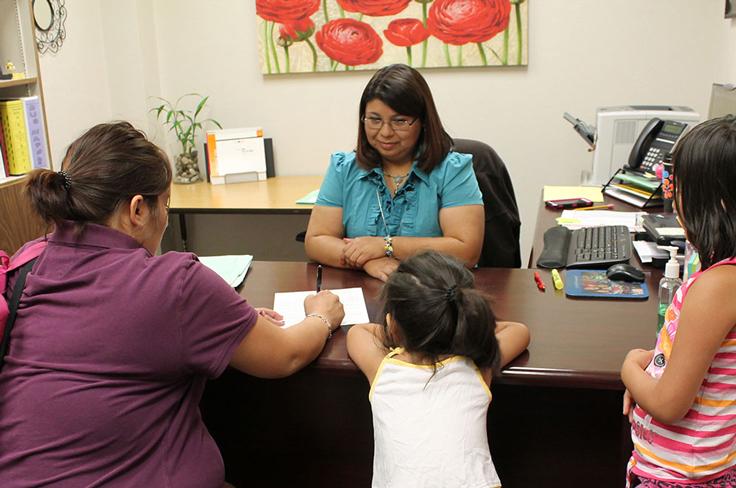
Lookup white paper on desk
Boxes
[273,287,370,327]
[557,210,645,232]
[199,255,253,287]
[633,241,669,264]
[543,185,604,203]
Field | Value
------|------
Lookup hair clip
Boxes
[58,170,72,190]
[445,285,457,303]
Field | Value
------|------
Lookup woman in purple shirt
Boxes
[0,122,344,487]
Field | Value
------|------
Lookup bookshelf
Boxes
[0,0,49,252]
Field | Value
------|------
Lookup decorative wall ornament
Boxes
[255,0,528,74]
[33,0,67,55]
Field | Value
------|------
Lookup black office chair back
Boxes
[453,138,522,268]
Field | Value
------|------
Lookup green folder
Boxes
[296,189,320,205]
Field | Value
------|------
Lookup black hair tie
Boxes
[57,170,72,190]
[445,285,457,303]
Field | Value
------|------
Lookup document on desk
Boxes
[199,255,253,288]
[273,287,370,327]
[543,185,604,203]
[557,210,645,232]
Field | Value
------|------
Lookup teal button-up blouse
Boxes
[315,151,483,238]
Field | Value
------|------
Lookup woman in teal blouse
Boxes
[305,64,484,281]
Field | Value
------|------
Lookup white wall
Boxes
[40,0,733,261]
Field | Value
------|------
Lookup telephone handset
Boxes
[626,118,688,174]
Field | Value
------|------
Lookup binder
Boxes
[603,168,662,208]
[21,96,50,170]
[206,127,267,185]
[0,99,31,175]
[0,123,8,178]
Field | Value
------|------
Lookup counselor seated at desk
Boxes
[305,64,485,281]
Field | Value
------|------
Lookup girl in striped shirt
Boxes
[622,115,736,487]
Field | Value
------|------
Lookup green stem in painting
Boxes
[476,43,487,66]
[283,46,290,73]
[339,5,345,17]
[268,22,281,74]
[515,2,523,65]
[421,2,428,67]
[332,60,339,71]
[406,46,412,66]
[457,45,463,67]
[263,22,272,74]
[502,27,509,65]
[489,47,503,64]
[322,0,329,22]
[358,13,363,22]
[443,43,452,67]
[306,38,318,72]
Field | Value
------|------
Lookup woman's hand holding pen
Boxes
[304,291,345,333]
[342,237,386,268]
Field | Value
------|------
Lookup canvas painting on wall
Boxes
[255,0,528,74]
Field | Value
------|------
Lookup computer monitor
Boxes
[708,83,736,119]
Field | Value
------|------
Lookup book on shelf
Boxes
[603,168,663,208]
[21,96,50,170]
[0,96,50,175]
[0,99,31,175]
[0,122,8,178]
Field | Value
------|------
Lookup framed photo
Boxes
[727,0,736,19]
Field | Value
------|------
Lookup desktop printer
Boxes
[576,105,700,185]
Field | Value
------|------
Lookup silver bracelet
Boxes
[306,313,333,339]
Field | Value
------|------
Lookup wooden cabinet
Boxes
[0,0,50,253]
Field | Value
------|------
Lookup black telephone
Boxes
[626,118,688,174]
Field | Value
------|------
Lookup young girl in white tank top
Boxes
[347,251,530,488]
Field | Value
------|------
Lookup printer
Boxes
[579,105,700,185]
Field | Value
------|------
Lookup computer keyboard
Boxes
[537,225,632,269]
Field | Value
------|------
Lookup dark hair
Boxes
[672,115,736,269]
[356,64,453,173]
[381,251,500,371]
[26,121,172,229]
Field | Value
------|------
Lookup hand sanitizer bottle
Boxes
[657,247,682,333]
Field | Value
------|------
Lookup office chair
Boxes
[453,138,522,268]
[298,139,522,268]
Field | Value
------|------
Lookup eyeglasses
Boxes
[362,115,419,132]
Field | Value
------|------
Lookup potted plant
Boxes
[151,93,222,184]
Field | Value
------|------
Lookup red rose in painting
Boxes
[279,17,315,43]
[337,0,411,17]
[428,0,511,45]
[256,0,320,23]
[384,19,429,47]
[316,19,383,66]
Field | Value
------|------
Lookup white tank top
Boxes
[369,348,502,488]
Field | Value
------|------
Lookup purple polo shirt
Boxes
[0,222,257,487]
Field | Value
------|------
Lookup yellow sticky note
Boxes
[543,186,604,203]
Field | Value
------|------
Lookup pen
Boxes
[533,271,546,292]
[573,204,615,211]
[316,264,323,293]
[551,269,564,290]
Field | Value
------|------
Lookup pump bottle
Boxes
[657,247,682,333]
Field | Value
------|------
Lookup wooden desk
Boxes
[168,176,322,250]
[201,261,658,487]
[0,177,47,254]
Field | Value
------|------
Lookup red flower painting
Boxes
[279,18,316,43]
[428,0,511,45]
[316,19,383,66]
[384,19,429,47]
[337,0,411,17]
[256,0,320,23]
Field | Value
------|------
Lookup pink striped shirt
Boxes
[628,257,736,485]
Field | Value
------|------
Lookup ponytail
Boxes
[381,251,501,372]
[24,121,172,228]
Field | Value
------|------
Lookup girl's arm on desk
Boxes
[480,321,530,385]
[346,323,387,383]
[229,291,345,378]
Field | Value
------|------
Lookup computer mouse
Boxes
[606,263,646,283]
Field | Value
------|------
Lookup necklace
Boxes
[384,172,409,188]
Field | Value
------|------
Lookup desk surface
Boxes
[241,261,658,390]
[169,175,322,214]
